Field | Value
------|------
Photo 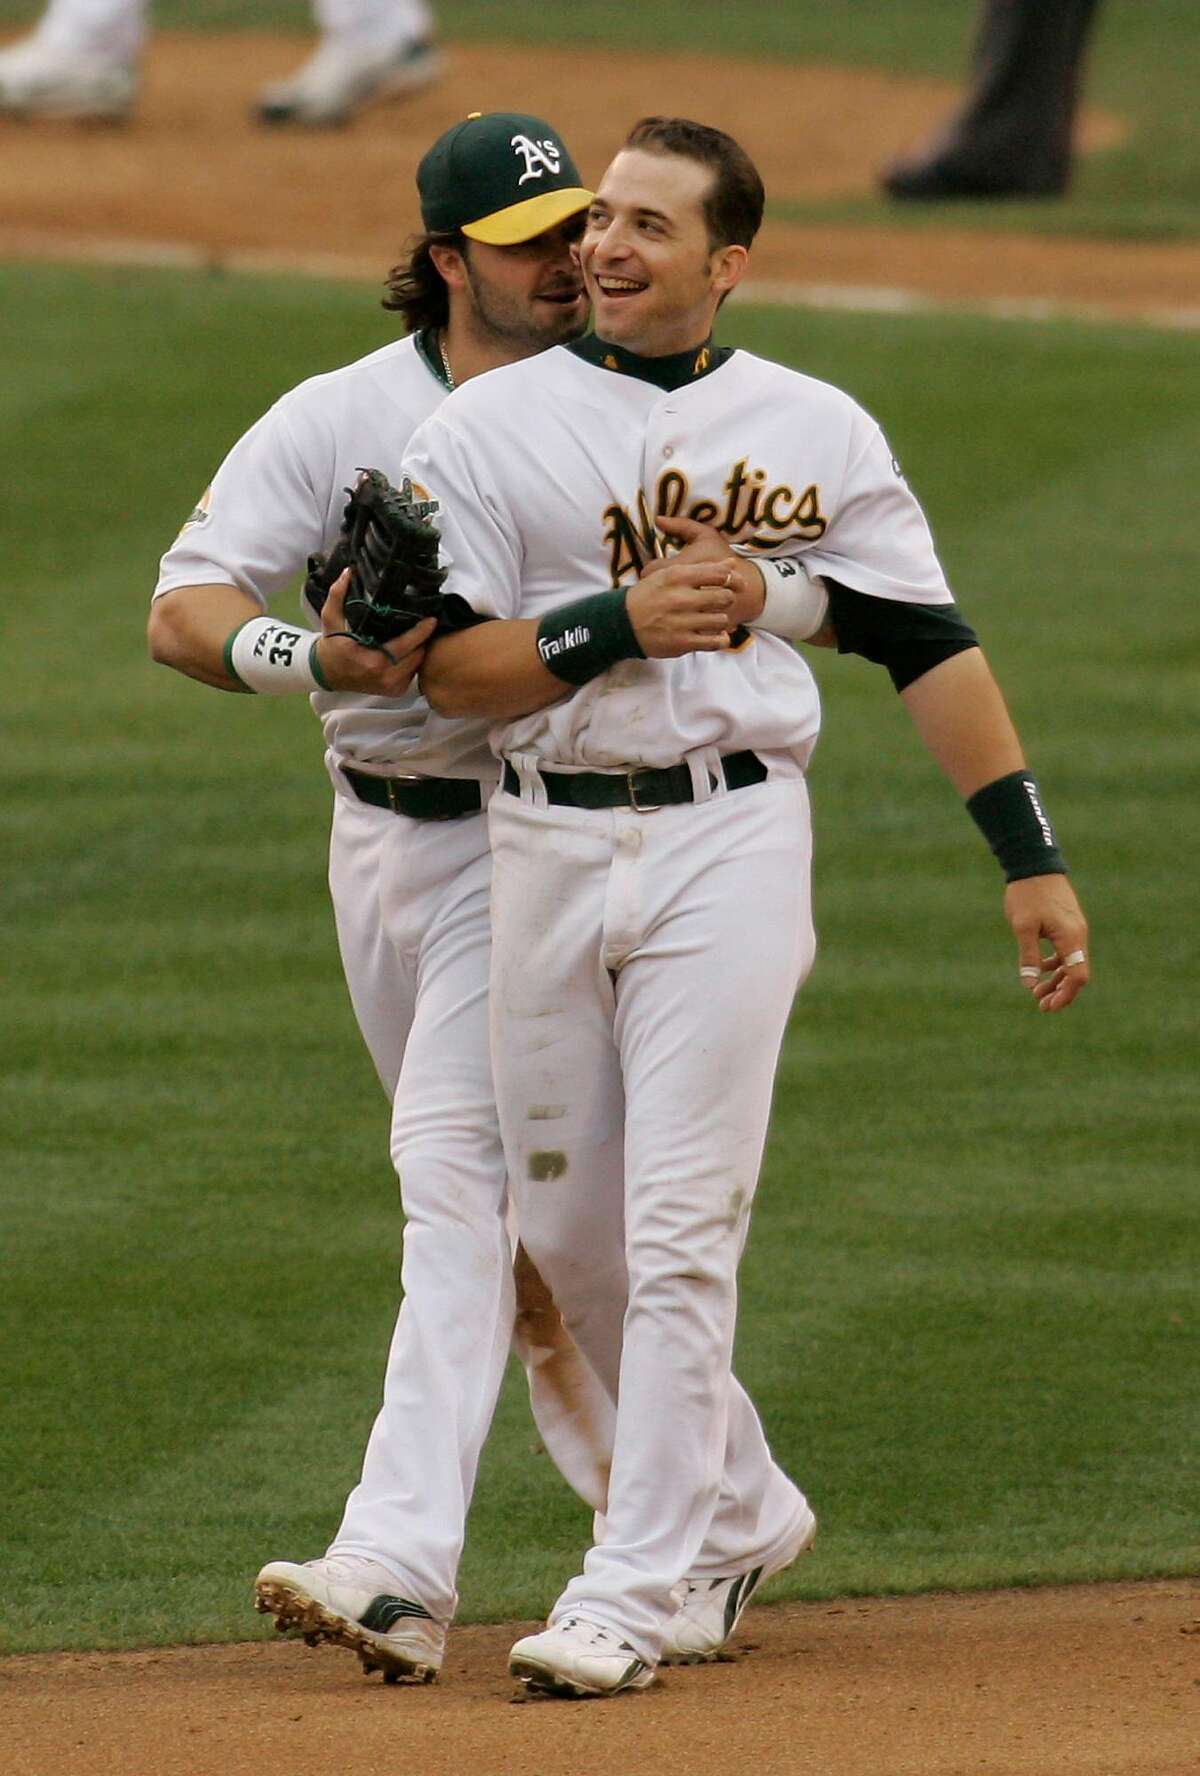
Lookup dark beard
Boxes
[464,265,587,354]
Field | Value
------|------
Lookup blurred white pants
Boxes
[34,0,433,63]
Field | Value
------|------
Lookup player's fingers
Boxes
[660,558,739,589]
[320,569,351,631]
[1024,929,1089,1010]
[657,515,716,544]
[664,612,734,647]
[1013,925,1044,995]
[378,617,437,662]
[1038,943,1089,1010]
[680,589,735,615]
[379,644,427,685]
[1037,968,1088,1013]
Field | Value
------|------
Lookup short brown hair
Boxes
[382,230,465,332]
[623,117,764,250]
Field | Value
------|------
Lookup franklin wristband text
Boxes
[535,589,645,686]
[966,770,1068,882]
[224,616,332,694]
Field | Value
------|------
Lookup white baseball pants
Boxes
[324,785,611,1622]
[488,770,817,1661]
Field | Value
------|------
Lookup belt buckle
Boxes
[384,773,420,814]
[627,769,663,813]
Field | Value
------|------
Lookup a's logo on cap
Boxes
[511,133,562,185]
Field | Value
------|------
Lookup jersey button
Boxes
[662,445,674,458]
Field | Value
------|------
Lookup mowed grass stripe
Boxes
[1,265,1195,1651]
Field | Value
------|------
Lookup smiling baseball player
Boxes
[408,115,1089,1698]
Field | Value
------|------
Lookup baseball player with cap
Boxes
[409,114,1090,1698]
[149,110,802,1685]
[149,111,612,1685]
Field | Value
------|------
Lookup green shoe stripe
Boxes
[359,1594,435,1632]
[723,1565,764,1639]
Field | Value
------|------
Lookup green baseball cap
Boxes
[418,111,592,245]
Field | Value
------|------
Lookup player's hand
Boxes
[1005,873,1090,1013]
[314,569,435,694]
[626,559,739,658]
[642,516,767,627]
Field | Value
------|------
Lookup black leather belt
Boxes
[501,750,767,812]
[344,766,484,821]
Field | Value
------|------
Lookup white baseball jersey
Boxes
[154,332,496,784]
[402,339,952,771]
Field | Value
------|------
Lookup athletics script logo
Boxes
[512,134,562,185]
[603,460,829,583]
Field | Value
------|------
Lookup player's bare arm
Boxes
[420,564,738,719]
[420,617,565,718]
[149,572,432,697]
[148,581,262,690]
[646,527,1088,1010]
[899,649,1089,1012]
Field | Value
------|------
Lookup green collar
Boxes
[566,332,732,392]
[414,326,454,392]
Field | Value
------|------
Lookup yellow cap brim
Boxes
[462,186,593,245]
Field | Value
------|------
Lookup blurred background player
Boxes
[881,0,1103,200]
[0,0,439,126]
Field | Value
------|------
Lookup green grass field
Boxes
[1,254,1196,1655]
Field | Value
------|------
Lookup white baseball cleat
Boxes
[254,1555,443,1682]
[0,35,135,120]
[255,36,441,128]
[509,1615,656,1698]
[660,1504,818,1665]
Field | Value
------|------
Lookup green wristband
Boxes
[966,770,1068,882]
[308,637,333,692]
[536,589,645,686]
[222,619,255,692]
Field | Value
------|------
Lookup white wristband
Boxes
[226,616,324,694]
[746,557,829,641]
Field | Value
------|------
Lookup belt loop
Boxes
[688,746,723,802]
[508,751,549,809]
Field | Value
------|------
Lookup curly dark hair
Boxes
[623,116,764,251]
[382,230,465,332]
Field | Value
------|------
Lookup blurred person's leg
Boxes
[0,0,144,118]
[883,0,1103,200]
[257,0,440,128]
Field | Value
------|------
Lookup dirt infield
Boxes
[6,1581,1197,1776]
[2,32,1199,322]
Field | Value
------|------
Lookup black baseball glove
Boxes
[305,468,482,648]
